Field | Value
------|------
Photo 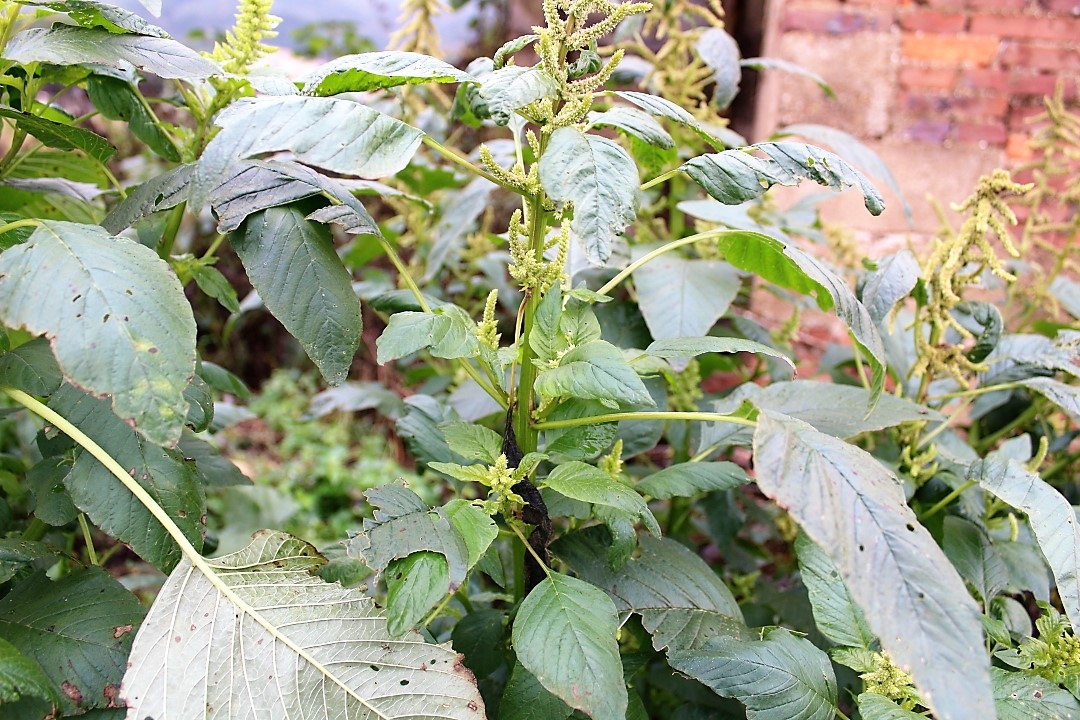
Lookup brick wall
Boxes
[757,0,1080,233]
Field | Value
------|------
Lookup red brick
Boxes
[1045,0,1080,16]
[1000,40,1080,72]
[1006,132,1035,162]
[970,14,1080,41]
[899,65,959,90]
[1010,102,1050,126]
[902,34,1001,66]
[953,121,1009,145]
[900,91,1010,121]
[966,0,1032,11]
[782,8,890,34]
[899,9,967,32]
[962,69,1080,97]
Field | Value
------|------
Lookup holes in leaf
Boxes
[906,523,915,532]
[400,679,410,686]
[370,665,379,672]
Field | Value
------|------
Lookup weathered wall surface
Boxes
[756,0,1079,236]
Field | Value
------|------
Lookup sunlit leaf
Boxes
[636,461,749,499]
[302,50,473,95]
[0,106,114,163]
[534,340,653,408]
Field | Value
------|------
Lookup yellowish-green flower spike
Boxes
[482,454,524,513]
[478,289,501,350]
[598,439,624,479]
[667,360,704,412]
[1012,605,1080,685]
[212,0,281,74]
[861,653,920,709]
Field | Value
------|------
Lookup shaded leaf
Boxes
[742,59,833,97]
[5,26,221,79]
[643,335,794,374]
[100,164,194,234]
[442,499,498,569]
[377,306,480,363]
[0,106,114,163]
[0,337,62,396]
[614,91,727,150]
[942,515,1008,604]
[385,551,449,637]
[857,693,927,720]
[670,627,838,720]
[478,65,559,125]
[0,568,145,715]
[233,206,362,386]
[499,662,573,720]
[636,461,749,499]
[696,28,741,109]
[795,533,875,648]
[587,106,674,149]
[302,50,472,95]
[440,422,503,464]
[753,411,993,720]
[632,256,741,353]
[539,127,638,265]
[26,455,79,526]
[534,340,653,408]
[992,668,1080,719]
[0,634,61,706]
[970,456,1080,628]
[1020,377,1080,424]
[0,221,196,446]
[50,385,205,572]
[861,250,920,326]
[511,572,626,720]
[542,462,658,535]
[121,531,485,719]
[86,75,179,161]
[177,431,251,488]
[0,540,55,584]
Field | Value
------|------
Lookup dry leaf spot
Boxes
[113,623,134,638]
[61,680,83,703]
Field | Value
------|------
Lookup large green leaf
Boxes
[632,255,741,347]
[0,635,60,706]
[376,306,481,363]
[209,160,378,234]
[542,461,659,535]
[100,164,194,234]
[587,106,674,149]
[795,533,875,648]
[942,516,1009,604]
[477,64,559,125]
[385,551,449,637]
[555,528,744,653]
[193,96,424,206]
[534,340,653,408]
[0,568,145,715]
[992,668,1080,719]
[683,141,885,216]
[539,127,638,265]
[753,411,993,720]
[861,250,920,326]
[22,0,169,36]
[50,384,205,572]
[0,336,62,396]
[85,75,179,162]
[499,662,574,720]
[302,50,473,95]
[613,91,728,150]
[1020,377,1080,424]
[0,221,196,446]
[970,456,1080,629]
[857,693,927,720]
[670,627,838,720]
[121,531,485,719]
[0,106,115,163]
[233,206,362,386]
[636,461,749,499]
[511,572,626,720]
[4,26,221,79]
[643,336,794,374]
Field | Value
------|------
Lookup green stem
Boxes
[927,381,1025,403]
[641,168,681,191]
[596,229,738,297]
[0,128,27,178]
[78,513,99,565]
[422,136,519,192]
[1040,447,1080,482]
[157,201,187,260]
[21,517,47,542]
[201,232,228,261]
[534,410,757,431]
[0,218,40,236]
[514,192,548,453]
[976,402,1040,454]
[920,480,978,520]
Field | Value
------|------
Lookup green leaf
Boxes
[121,530,485,719]
[614,91,728,150]
[346,482,470,590]
[85,75,179,161]
[26,455,79,526]
[0,540,55,584]
[555,528,744,653]
[189,263,240,314]
[385,551,449,637]
[753,411,993,720]
[636,461,749,499]
[530,283,564,366]
[443,499,498,569]
[50,385,205,572]
[539,127,638,265]
[795,533,875,648]
[0,336,62,396]
[4,26,221,79]
[499,662,574,720]
[684,141,885,216]
[587,106,674,149]
[194,96,424,207]
[992,668,1080,719]
[233,205,362,386]
[0,634,61,706]
[669,627,838,720]
[440,422,503,464]
[452,609,508,679]
[1020,377,1080,424]
[424,177,497,281]
[696,28,741,109]
[970,456,1080,629]
[177,431,250,488]
[942,516,1008,604]
[0,106,115,163]
[25,0,169,36]
[397,395,469,466]
[478,65,559,125]
[542,400,618,462]
[209,159,378,235]
[632,255,742,349]
[857,693,927,720]
[742,59,833,97]
[644,335,795,374]
[861,249,920,325]
[100,164,194,234]
[0,221,196,446]
[181,373,213,432]
[0,568,145,715]
[377,307,480,363]
[306,381,402,419]
[511,572,627,720]
[542,462,658,535]
[534,340,653,408]
[302,50,473,95]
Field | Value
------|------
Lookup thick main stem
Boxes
[513,191,548,453]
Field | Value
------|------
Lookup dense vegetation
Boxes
[0,0,1079,718]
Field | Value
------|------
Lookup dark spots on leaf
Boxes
[400,679,410,686]
[72,294,82,302]
[178,510,187,518]
[148,347,158,354]
[102,314,110,323]
[113,624,134,639]
[47,625,56,633]
[104,683,121,708]
[468,701,479,711]
[1034,689,1044,699]
[370,665,380,671]
[190,624,197,631]
[154,193,165,205]
[917,592,925,600]
[61,680,83,703]
[174,635,182,643]
[858,544,865,552]
[906,523,915,532]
